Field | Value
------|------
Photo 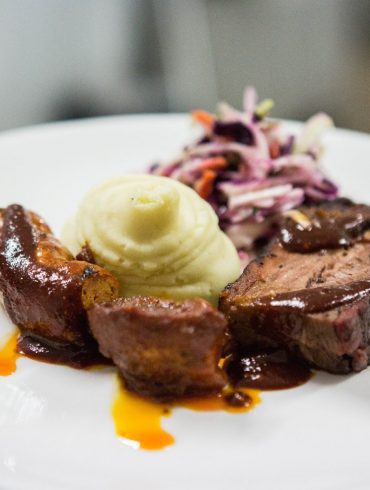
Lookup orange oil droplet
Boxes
[112,380,174,451]
[181,389,261,413]
[0,332,19,376]
[112,378,261,450]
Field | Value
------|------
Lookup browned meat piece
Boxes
[0,204,120,367]
[88,296,227,401]
[220,200,370,374]
[75,244,96,263]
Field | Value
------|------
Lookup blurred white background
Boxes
[0,0,369,132]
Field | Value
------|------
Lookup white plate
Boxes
[0,115,369,490]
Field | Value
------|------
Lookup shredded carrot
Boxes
[269,140,280,159]
[191,110,214,129]
[199,157,227,171]
[194,170,217,199]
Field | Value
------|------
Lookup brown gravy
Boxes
[280,205,370,253]
[248,280,370,314]
[17,333,111,369]
[226,348,312,390]
[281,216,351,253]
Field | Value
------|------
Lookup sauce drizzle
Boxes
[280,203,370,253]
[112,379,174,450]
[112,377,260,450]
[0,332,19,376]
[181,388,260,412]
[17,333,110,369]
[226,349,312,390]
[249,280,370,314]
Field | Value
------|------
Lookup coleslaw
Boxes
[150,87,338,265]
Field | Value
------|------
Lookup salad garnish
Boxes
[150,87,337,264]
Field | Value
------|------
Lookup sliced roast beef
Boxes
[219,200,370,374]
[88,296,227,401]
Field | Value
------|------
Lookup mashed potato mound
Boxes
[61,175,240,304]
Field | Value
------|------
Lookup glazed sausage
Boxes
[0,204,120,367]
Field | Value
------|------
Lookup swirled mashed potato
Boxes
[61,175,240,304]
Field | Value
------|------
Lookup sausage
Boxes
[0,204,120,367]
